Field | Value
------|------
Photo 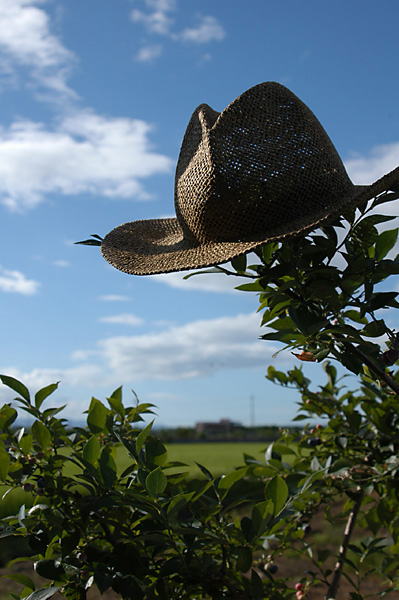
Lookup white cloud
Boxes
[0,265,40,295]
[99,295,131,302]
[130,1,225,61]
[99,313,144,327]
[96,312,271,381]
[52,260,69,268]
[345,142,399,185]
[1,313,277,399]
[0,0,76,96]
[131,8,174,35]
[135,44,163,63]
[178,16,226,44]
[151,271,249,294]
[0,110,173,210]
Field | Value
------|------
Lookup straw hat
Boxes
[101,82,399,275]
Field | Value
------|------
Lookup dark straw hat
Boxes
[101,82,399,275]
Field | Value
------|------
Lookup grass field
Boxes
[165,442,268,477]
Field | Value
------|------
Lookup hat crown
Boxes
[174,82,354,244]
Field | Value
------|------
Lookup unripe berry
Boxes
[295,583,303,591]
[296,592,305,600]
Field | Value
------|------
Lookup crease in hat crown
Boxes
[101,81,399,276]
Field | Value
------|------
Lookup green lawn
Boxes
[165,441,268,477]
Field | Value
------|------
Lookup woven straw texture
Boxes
[101,82,399,275]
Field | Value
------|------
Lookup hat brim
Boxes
[101,165,399,276]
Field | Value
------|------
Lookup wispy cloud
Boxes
[151,271,249,294]
[99,295,131,302]
[135,44,163,63]
[130,0,225,62]
[0,110,173,210]
[94,312,270,381]
[99,313,144,327]
[1,313,275,399]
[0,0,76,97]
[345,142,399,185]
[0,265,40,295]
[178,16,225,44]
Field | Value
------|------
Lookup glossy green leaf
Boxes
[34,383,59,410]
[136,420,154,454]
[83,435,101,464]
[31,421,51,450]
[87,399,109,434]
[0,375,30,403]
[24,588,61,600]
[218,467,248,490]
[145,467,167,497]
[107,386,125,418]
[19,433,33,455]
[265,475,289,515]
[375,228,399,260]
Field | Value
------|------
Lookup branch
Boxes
[341,340,399,395]
[326,491,363,600]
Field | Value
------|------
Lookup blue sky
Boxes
[0,0,398,427]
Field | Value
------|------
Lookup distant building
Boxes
[195,418,241,435]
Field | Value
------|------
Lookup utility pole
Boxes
[250,395,255,428]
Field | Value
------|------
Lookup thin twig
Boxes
[326,492,363,600]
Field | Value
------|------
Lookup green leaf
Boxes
[218,467,248,490]
[375,228,399,260]
[251,569,264,599]
[265,475,289,515]
[145,437,168,466]
[107,386,125,418]
[0,451,10,481]
[236,546,252,572]
[361,319,386,338]
[2,573,35,591]
[231,253,247,273]
[0,375,30,403]
[87,399,109,434]
[167,492,194,520]
[34,383,59,410]
[34,559,65,581]
[19,434,33,455]
[99,447,117,490]
[136,420,154,454]
[24,587,61,600]
[252,500,273,535]
[31,421,51,450]
[83,435,101,464]
[235,281,266,292]
[145,467,167,497]
[0,403,18,429]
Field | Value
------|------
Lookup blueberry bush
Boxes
[1,190,399,599]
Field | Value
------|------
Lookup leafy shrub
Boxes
[2,190,399,598]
